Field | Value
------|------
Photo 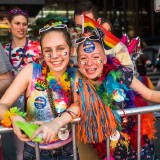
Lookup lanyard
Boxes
[9,38,28,70]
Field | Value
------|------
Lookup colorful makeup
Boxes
[80,61,86,65]
[97,59,103,64]
[44,52,68,59]
[61,52,68,56]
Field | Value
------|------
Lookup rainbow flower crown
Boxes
[39,21,68,35]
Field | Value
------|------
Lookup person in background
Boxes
[0,43,13,98]
[76,33,159,160]
[0,23,79,160]
[74,0,133,70]
[3,9,41,77]
[3,9,41,160]
[101,18,114,33]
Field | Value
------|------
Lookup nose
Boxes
[51,51,58,59]
[20,24,25,30]
[86,57,93,66]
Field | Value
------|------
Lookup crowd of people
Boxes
[0,1,160,160]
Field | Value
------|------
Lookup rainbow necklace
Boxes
[44,67,73,118]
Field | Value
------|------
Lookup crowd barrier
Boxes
[0,104,160,160]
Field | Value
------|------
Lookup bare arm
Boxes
[32,69,80,143]
[0,72,13,98]
[130,76,160,103]
[0,63,32,119]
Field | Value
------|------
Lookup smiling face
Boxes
[41,30,70,74]
[78,41,106,80]
[9,15,28,39]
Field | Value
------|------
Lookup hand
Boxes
[32,120,61,144]
[11,115,31,142]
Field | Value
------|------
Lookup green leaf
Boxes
[15,121,42,142]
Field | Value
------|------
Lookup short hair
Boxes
[74,1,98,20]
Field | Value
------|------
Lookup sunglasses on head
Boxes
[10,9,28,16]
[39,24,68,35]
[75,34,99,44]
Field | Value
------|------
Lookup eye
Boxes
[93,56,100,59]
[57,47,65,52]
[80,57,87,61]
[43,49,52,53]
[23,23,28,26]
[15,22,20,25]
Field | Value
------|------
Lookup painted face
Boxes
[42,31,70,73]
[78,41,106,80]
[10,15,28,39]
[75,12,95,27]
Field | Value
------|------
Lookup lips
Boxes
[85,68,96,74]
[52,60,63,66]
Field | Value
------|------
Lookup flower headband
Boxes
[10,9,28,17]
[39,21,68,36]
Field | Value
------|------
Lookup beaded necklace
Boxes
[9,38,28,70]
[42,64,73,118]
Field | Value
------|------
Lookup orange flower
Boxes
[1,117,12,128]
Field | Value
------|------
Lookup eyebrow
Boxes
[42,45,67,49]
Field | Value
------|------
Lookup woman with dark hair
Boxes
[0,23,79,159]
[3,9,41,76]
[2,9,42,159]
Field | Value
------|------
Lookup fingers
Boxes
[32,127,42,140]
[32,125,56,144]
[34,121,44,125]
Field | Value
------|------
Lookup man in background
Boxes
[74,0,133,70]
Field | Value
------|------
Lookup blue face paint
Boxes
[83,40,95,53]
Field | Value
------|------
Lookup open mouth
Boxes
[52,60,63,66]
[85,68,96,74]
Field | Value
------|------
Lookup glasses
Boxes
[10,9,28,16]
[75,34,99,44]
[39,24,68,35]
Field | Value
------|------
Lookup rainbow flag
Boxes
[83,15,120,50]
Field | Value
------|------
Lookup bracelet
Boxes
[58,110,78,122]
[66,110,78,117]
[66,111,75,122]
[1,107,26,128]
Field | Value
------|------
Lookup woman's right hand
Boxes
[11,115,31,142]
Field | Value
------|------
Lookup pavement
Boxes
[1,117,160,160]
